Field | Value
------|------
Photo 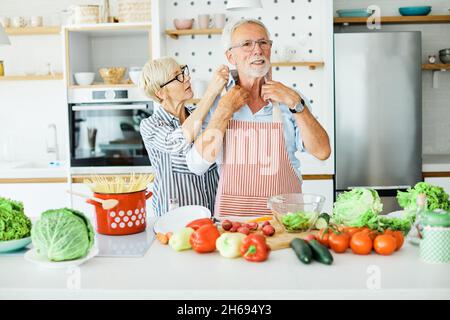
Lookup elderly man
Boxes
[186,19,331,219]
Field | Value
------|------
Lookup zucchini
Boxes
[308,239,333,265]
[315,213,330,229]
[290,238,313,264]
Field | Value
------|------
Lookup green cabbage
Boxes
[0,197,32,241]
[397,182,450,212]
[332,188,383,227]
[31,208,94,262]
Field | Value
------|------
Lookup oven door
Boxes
[69,103,152,167]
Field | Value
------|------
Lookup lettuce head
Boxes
[332,188,383,227]
[31,208,94,262]
[0,197,32,241]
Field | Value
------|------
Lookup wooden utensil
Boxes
[67,190,119,210]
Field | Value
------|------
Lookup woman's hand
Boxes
[206,65,230,96]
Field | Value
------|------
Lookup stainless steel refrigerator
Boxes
[334,32,422,214]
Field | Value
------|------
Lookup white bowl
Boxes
[129,70,142,85]
[74,72,95,86]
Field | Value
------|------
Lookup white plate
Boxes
[24,247,99,269]
[153,205,211,234]
[385,210,406,218]
[0,237,31,253]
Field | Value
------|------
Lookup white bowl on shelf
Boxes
[129,70,142,85]
[74,72,95,86]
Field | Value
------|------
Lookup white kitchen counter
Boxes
[0,161,68,179]
[0,240,449,300]
[423,154,450,173]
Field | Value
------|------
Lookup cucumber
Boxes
[290,238,313,264]
[308,239,333,265]
[315,213,330,230]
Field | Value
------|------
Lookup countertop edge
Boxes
[1,288,449,300]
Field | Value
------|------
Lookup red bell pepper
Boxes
[189,224,220,253]
[240,234,270,262]
[186,218,214,231]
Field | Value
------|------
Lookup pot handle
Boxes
[145,190,153,200]
[86,198,102,208]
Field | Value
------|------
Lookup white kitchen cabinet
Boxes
[424,177,450,195]
[0,183,69,218]
[302,179,334,214]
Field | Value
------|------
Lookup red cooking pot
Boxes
[87,189,153,235]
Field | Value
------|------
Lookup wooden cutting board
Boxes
[219,218,317,251]
[265,219,317,251]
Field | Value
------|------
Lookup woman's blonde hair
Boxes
[140,57,180,103]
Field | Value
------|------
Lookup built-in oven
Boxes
[68,87,153,167]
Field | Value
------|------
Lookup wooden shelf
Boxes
[65,22,151,32]
[422,63,450,70]
[68,83,137,89]
[0,73,64,81]
[272,61,324,70]
[5,26,61,36]
[165,28,223,39]
[334,15,450,25]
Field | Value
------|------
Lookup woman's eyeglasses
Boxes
[228,39,273,52]
[160,65,190,88]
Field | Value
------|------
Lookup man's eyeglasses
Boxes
[160,65,190,88]
[228,39,273,52]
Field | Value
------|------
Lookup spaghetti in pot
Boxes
[84,173,154,194]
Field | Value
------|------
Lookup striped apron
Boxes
[214,119,302,218]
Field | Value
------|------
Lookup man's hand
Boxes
[218,85,250,115]
[261,80,302,110]
[206,65,229,96]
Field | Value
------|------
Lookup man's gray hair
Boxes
[221,18,271,52]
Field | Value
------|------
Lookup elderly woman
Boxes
[139,57,231,216]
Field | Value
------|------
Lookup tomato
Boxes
[315,228,330,247]
[342,227,363,238]
[328,232,350,253]
[373,234,397,256]
[384,230,404,251]
[360,227,378,241]
[350,231,373,255]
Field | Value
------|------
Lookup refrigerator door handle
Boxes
[347,186,411,190]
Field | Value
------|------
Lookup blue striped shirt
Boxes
[140,105,219,216]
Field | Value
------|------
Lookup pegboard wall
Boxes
[158,0,334,174]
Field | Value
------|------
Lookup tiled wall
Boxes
[334,0,450,155]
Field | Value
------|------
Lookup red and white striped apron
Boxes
[214,119,302,218]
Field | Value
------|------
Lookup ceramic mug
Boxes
[11,16,26,28]
[30,16,43,27]
[213,14,226,28]
[198,14,212,29]
[281,46,297,62]
[0,17,10,28]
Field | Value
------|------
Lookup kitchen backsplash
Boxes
[335,0,450,154]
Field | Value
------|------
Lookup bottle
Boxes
[409,193,426,245]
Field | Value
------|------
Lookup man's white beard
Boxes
[243,62,271,78]
[245,63,271,78]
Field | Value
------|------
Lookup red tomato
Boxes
[328,232,350,253]
[342,227,363,238]
[384,230,404,251]
[315,228,330,247]
[373,234,397,256]
[350,231,373,255]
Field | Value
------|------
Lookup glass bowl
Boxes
[268,193,325,233]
